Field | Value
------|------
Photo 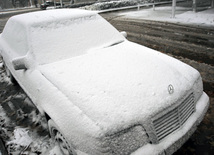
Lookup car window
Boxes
[1,18,29,57]
[29,14,124,65]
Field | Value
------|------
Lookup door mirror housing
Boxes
[121,31,127,38]
[12,56,28,70]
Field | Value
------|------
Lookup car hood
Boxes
[39,41,199,134]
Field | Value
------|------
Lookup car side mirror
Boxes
[121,31,127,38]
[12,56,28,70]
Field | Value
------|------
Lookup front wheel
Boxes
[48,119,77,155]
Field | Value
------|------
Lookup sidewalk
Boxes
[117,3,214,28]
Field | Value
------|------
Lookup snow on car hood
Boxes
[39,41,199,133]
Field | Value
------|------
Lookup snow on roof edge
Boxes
[8,9,98,28]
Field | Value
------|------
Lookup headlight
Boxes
[192,75,203,103]
[102,125,149,155]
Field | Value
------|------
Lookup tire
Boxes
[48,119,77,155]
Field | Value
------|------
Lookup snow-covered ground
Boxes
[0,60,60,154]
[118,5,214,27]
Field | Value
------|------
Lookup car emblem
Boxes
[168,84,174,94]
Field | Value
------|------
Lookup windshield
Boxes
[30,14,124,65]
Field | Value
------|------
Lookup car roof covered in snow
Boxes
[0,8,124,63]
[6,9,97,27]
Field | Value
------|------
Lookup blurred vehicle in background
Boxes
[40,1,63,10]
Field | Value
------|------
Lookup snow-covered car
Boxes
[0,9,209,155]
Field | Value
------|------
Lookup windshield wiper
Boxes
[104,40,124,48]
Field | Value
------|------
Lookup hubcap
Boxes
[55,132,73,155]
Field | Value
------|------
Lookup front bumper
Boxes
[132,92,210,155]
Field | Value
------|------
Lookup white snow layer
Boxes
[0,7,206,154]
[1,9,124,65]
[1,8,200,135]
[7,128,32,148]
[40,40,199,133]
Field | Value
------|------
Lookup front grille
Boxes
[153,93,195,141]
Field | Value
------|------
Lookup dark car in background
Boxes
[40,1,63,10]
